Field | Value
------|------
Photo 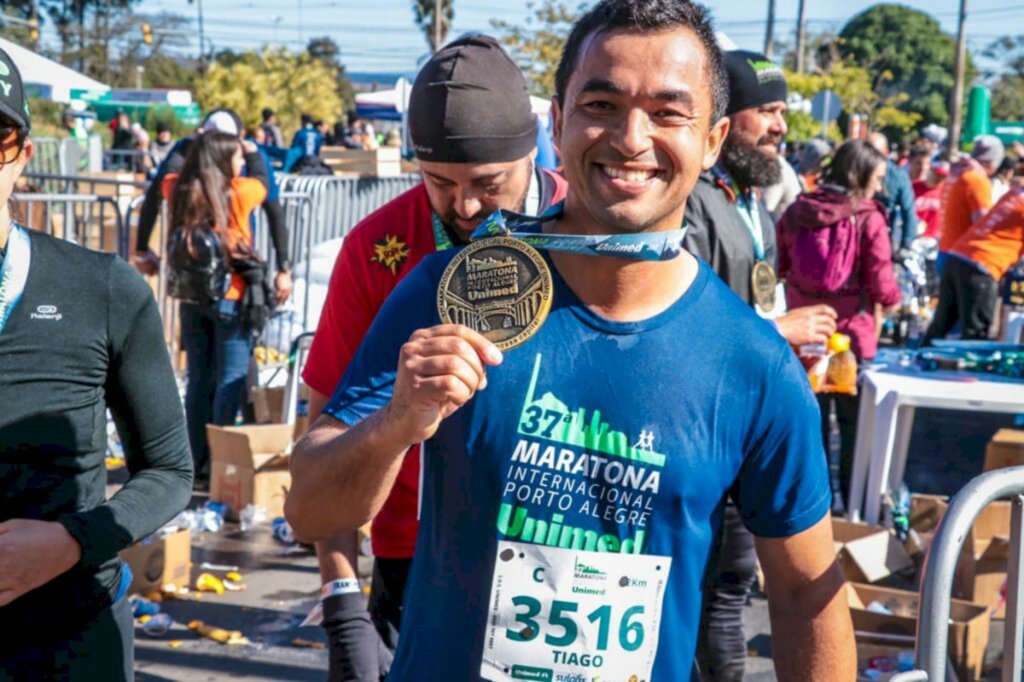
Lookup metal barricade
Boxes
[12,192,128,257]
[251,191,315,328]
[891,467,1024,682]
[24,170,149,197]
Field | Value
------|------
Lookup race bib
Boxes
[481,540,671,682]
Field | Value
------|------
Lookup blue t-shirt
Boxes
[326,251,830,682]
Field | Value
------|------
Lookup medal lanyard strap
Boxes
[712,165,766,262]
[0,223,30,335]
[469,202,687,263]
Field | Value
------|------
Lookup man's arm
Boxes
[756,515,855,681]
[287,325,502,542]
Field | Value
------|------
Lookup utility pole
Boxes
[949,0,969,155]
[434,0,442,52]
[764,0,776,59]
[29,0,38,51]
[795,0,808,73]
[189,0,207,71]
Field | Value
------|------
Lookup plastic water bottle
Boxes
[142,612,173,637]
[271,517,295,544]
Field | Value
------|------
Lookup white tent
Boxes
[0,37,109,103]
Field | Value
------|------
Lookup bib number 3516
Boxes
[481,540,671,682]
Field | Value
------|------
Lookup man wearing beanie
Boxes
[300,34,566,681]
[938,134,1005,272]
[289,2,854,679]
[0,47,192,678]
[683,49,838,681]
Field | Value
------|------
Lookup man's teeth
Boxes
[602,166,656,182]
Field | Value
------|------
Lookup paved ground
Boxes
[118,406,1015,681]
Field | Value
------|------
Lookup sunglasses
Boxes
[0,126,25,165]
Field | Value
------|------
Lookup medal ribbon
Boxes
[470,202,687,262]
[431,213,457,252]
[711,165,766,261]
[0,224,30,335]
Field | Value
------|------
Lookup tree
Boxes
[492,0,584,97]
[784,59,921,142]
[306,36,357,112]
[412,0,454,52]
[984,35,1024,122]
[837,4,975,128]
[39,0,142,77]
[196,47,344,134]
[107,13,195,89]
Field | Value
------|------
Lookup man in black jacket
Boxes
[0,48,193,680]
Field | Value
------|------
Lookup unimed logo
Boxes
[30,304,62,321]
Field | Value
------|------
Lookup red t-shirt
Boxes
[302,172,568,558]
[913,179,944,239]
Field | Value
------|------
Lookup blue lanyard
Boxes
[469,202,687,262]
[711,165,766,261]
[0,223,30,335]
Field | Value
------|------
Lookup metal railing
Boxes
[12,193,127,257]
[891,467,1024,682]
[25,170,149,196]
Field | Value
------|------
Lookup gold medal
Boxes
[751,260,778,312]
[437,237,553,350]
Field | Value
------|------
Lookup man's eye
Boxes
[582,100,613,111]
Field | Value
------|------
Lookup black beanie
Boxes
[724,50,787,117]
[408,34,537,164]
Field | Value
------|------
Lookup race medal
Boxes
[751,260,777,313]
[437,236,553,351]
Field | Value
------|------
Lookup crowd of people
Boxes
[3,0,1024,680]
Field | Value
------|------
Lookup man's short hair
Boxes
[909,144,931,160]
[262,107,274,121]
[554,0,727,124]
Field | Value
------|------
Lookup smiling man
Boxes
[287,2,855,681]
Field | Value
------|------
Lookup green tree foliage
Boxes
[412,0,454,52]
[492,0,583,97]
[837,4,975,127]
[306,36,357,112]
[196,47,343,134]
[784,59,921,142]
[39,0,141,78]
[984,35,1024,123]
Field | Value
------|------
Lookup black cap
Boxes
[408,34,536,163]
[0,48,30,132]
[724,50,787,117]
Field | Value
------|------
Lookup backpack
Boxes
[166,224,229,305]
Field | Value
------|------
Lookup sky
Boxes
[80,0,1024,75]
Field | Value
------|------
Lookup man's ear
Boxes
[551,95,563,154]
[702,116,730,171]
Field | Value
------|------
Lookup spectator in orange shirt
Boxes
[924,182,1024,344]
[938,135,1004,271]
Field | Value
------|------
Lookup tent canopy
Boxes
[0,37,109,104]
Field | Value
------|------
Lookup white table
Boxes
[849,368,1024,524]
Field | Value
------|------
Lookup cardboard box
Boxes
[908,493,949,556]
[252,386,286,424]
[119,528,192,595]
[207,424,293,520]
[984,429,1024,472]
[833,519,914,583]
[847,582,991,681]
[954,501,1013,618]
[321,146,402,177]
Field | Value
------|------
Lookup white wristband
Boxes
[321,578,361,600]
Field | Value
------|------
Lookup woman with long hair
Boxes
[164,130,268,484]
[776,138,901,511]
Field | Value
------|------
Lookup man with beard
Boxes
[684,50,837,681]
[300,35,567,680]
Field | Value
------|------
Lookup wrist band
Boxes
[321,579,361,600]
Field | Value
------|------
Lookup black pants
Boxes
[923,256,998,344]
[817,392,860,513]
[367,557,413,653]
[696,504,758,682]
[0,596,133,681]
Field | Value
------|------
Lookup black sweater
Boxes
[0,229,192,643]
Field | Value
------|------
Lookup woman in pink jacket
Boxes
[777,138,901,511]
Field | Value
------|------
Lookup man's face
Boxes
[552,27,728,233]
[419,155,535,236]
[909,155,930,181]
[157,130,171,144]
[727,103,787,157]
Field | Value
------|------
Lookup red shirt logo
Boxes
[371,234,411,275]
